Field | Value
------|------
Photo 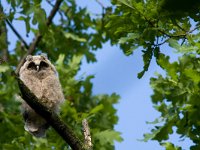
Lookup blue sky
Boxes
[79,42,164,150]
[2,0,192,149]
[77,1,164,149]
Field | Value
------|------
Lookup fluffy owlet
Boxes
[19,54,64,137]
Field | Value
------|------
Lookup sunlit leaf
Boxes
[64,32,86,42]
[94,130,123,145]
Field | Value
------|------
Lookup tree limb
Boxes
[46,0,64,22]
[15,0,63,75]
[16,76,85,150]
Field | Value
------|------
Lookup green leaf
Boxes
[118,0,134,9]
[0,65,9,72]
[55,54,65,67]
[156,53,178,80]
[137,47,153,79]
[68,55,83,69]
[184,68,200,83]
[33,7,47,33]
[118,33,139,44]
[94,130,123,145]
[89,104,104,115]
[161,142,182,150]
[64,32,86,42]
[168,39,181,50]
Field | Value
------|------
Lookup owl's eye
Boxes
[39,61,49,70]
[27,62,37,70]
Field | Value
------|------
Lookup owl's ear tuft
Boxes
[40,53,48,60]
[26,55,33,61]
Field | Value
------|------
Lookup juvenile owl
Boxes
[19,54,64,137]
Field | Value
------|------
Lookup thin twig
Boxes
[5,19,29,50]
[15,0,63,75]
[82,119,93,150]
[156,38,170,46]
[46,0,63,26]
[189,25,200,33]
[46,0,64,22]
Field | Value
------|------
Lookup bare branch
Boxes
[46,0,63,26]
[156,38,170,46]
[82,119,93,150]
[5,19,29,50]
[17,76,85,150]
[46,0,64,22]
[15,0,63,75]
[189,25,200,33]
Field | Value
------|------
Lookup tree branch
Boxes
[15,0,63,75]
[46,0,64,23]
[82,119,93,150]
[16,76,85,150]
[5,19,29,50]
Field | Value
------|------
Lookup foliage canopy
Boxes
[1,0,200,150]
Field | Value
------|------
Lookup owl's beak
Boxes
[36,65,39,71]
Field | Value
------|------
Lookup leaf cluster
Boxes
[104,0,200,149]
[143,54,200,149]
[105,0,200,78]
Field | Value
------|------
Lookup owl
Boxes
[19,54,64,137]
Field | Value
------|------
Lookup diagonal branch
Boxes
[15,0,63,75]
[46,0,64,22]
[5,19,29,50]
[17,76,85,150]
[82,119,93,150]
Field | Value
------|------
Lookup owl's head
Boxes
[19,54,57,77]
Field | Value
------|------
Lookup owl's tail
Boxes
[21,102,49,137]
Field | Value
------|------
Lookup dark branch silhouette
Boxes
[5,19,29,50]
